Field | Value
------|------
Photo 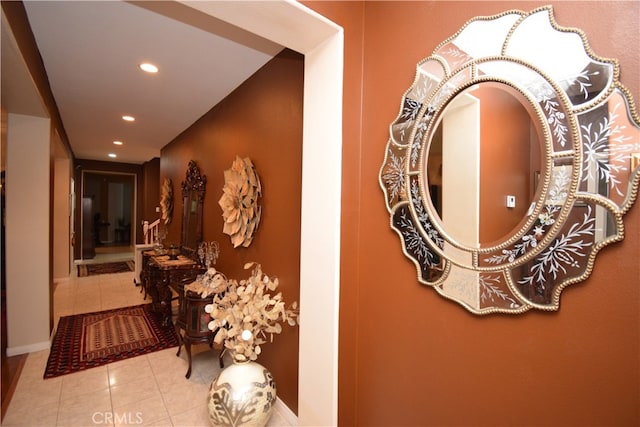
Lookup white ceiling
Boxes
[13,0,283,164]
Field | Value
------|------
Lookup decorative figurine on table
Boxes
[167,244,180,260]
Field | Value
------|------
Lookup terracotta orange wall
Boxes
[159,49,303,412]
[478,85,532,244]
[305,1,639,425]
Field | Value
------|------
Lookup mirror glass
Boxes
[180,160,206,259]
[426,82,543,248]
[379,6,640,314]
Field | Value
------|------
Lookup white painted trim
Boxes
[134,243,155,284]
[6,340,50,357]
[176,2,343,425]
[297,29,343,427]
[274,397,298,426]
[181,0,341,53]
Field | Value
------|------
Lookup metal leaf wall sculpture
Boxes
[219,156,262,248]
[160,178,173,225]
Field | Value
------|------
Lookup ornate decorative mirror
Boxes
[181,160,207,259]
[379,6,640,314]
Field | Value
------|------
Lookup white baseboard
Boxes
[275,397,298,426]
[6,340,50,356]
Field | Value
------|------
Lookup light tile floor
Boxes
[2,254,293,426]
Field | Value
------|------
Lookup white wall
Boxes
[6,113,52,355]
[442,95,480,248]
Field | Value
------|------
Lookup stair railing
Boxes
[142,219,161,245]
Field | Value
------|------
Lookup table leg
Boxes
[184,338,193,379]
[158,270,173,326]
[175,324,183,357]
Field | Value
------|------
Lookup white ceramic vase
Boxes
[207,359,276,427]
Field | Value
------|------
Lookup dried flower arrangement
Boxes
[218,156,262,248]
[205,262,299,362]
[184,268,228,298]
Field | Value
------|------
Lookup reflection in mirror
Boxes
[426,83,543,247]
[379,6,640,314]
[180,160,206,259]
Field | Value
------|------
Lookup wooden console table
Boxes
[142,252,204,326]
[174,290,225,378]
[141,250,225,377]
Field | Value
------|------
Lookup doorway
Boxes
[81,171,135,259]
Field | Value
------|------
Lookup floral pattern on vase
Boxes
[207,359,276,427]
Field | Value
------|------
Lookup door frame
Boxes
[80,170,137,258]
[173,2,344,424]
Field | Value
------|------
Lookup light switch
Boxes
[155,206,161,212]
[506,195,516,208]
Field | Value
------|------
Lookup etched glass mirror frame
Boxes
[379,6,640,314]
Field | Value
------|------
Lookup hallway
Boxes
[2,263,293,426]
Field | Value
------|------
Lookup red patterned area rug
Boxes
[44,304,178,378]
[77,261,134,277]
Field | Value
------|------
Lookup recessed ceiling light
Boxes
[139,62,158,73]
[113,140,123,145]
[108,153,117,158]
[122,115,135,122]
